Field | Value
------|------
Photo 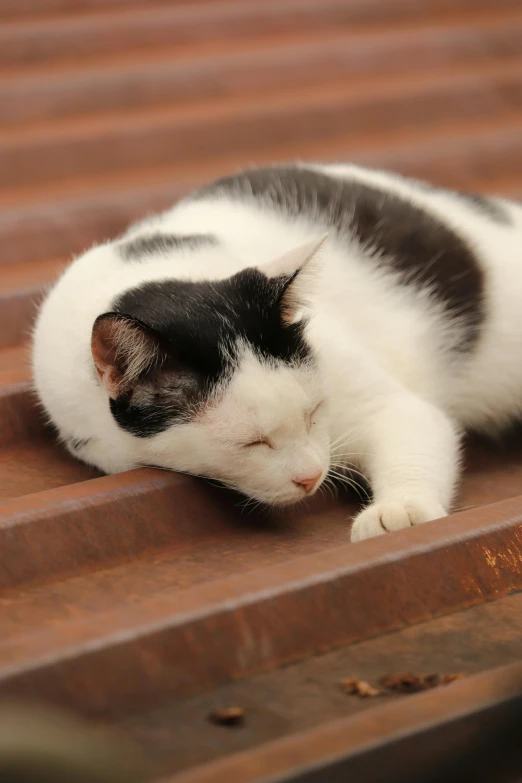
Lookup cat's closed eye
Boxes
[243,438,271,449]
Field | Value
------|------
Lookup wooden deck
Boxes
[1,1,522,780]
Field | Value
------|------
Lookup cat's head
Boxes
[91,236,330,505]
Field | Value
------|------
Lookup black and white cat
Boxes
[32,163,522,541]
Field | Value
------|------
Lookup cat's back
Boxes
[33,162,522,437]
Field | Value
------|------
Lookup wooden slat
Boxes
[115,595,522,778]
[3,60,522,191]
[3,13,522,127]
[164,663,522,783]
[1,0,520,68]
[0,382,43,448]
[3,114,522,269]
[0,469,248,589]
[1,499,522,716]
[0,258,65,348]
[0,0,211,20]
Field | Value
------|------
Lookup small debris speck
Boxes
[379,672,466,693]
[379,673,431,693]
[340,677,381,697]
[208,706,245,726]
[341,672,467,698]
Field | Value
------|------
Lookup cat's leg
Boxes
[350,391,461,542]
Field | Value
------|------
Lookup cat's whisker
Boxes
[329,463,367,481]
[330,463,369,484]
[329,446,369,465]
[328,435,362,453]
[329,452,369,459]
[320,476,337,503]
[325,476,339,502]
[239,497,265,516]
[329,431,358,449]
[328,469,367,500]
[329,468,365,487]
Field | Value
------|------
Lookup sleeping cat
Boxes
[32,163,522,541]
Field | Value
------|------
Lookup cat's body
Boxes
[32,163,522,541]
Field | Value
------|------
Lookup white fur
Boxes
[32,163,522,540]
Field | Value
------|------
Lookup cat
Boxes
[32,163,522,542]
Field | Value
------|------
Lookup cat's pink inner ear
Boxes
[91,314,158,399]
[261,233,328,279]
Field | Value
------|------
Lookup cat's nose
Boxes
[293,471,322,494]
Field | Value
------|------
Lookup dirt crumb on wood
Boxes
[340,677,381,697]
[379,672,466,693]
[208,706,245,726]
[341,672,466,698]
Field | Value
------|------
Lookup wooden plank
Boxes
[2,115,522,268]
[163,663,522,783]
[116,594,522,778]
[1,1,520,68]
[0,469,246,589]
[3,14,522,126]
[0,259,66,348]
[1,498,522,715]
[0,381,44,447]
[3,60,522,190]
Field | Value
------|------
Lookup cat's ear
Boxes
[91,313,163,399]
[261,234,328,324]
[260,233,328,279]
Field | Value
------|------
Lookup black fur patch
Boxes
[109,270,311,437]
[120,233,217,260]
[198,166,485,349]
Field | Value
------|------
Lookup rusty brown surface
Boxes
[2,1,522,780]
[1,498,522,717]
[163,662,522,783]
[3,17,522,128]
[120,594,522,777]
[2,121,522,271]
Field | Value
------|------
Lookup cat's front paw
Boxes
[350,497,446,542]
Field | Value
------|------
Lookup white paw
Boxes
[350,496,446,542]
